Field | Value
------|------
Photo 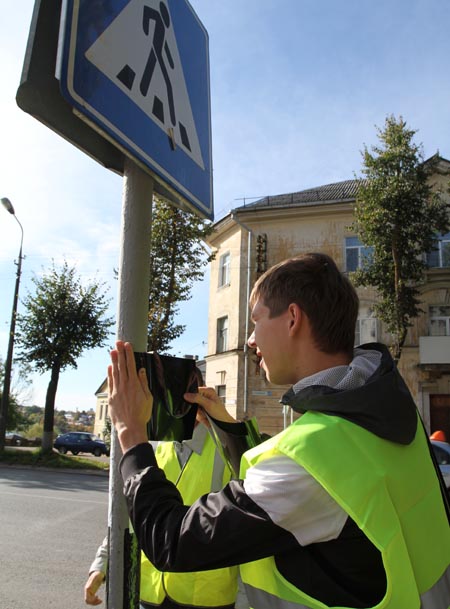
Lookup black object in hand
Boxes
[134,352,198,441]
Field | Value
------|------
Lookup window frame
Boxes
[345,236,374,272]
[216,315,229,353]
[215,384,226,404]
[218,251,231,288]
[429,305,450,336]
[426,233,450,268]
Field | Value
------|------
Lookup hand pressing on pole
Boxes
[108,340,153,453]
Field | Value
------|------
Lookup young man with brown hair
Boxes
[108,253,450,609]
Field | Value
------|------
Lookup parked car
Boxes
[431,440,450,490]
[5,432,31,446]
[54,432,109,457]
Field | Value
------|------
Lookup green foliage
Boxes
[18,405,44,431]
[15,261,114,450]
[147,198,215,352]
[351,115,449,361]
[54,410,70,435]
[22,421,43,440]
[16,261,114,373]
[0,447,109,470]
[0,356,32,430]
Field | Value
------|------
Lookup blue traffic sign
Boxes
[58,0,213,219]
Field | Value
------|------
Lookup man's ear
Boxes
[287,303,302,335]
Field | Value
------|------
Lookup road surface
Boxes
[0,465,109,609]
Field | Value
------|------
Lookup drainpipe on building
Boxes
[231,212,252,416]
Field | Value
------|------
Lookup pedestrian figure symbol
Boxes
[140,3,176,127]
[86,0,205,169]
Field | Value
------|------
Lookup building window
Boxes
[429,306,450,336]
[345,237,373,272]
[99,404,103,420]
[218,252,230,287]
[355,305,377,345]
[216,316,228,352]
[426,233,450,268]
[216,385,226,404]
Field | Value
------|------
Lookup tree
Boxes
[147,198,214,352]
[16,261,114,452]
[0,356,32,431]
[351,115,449,362]
[54,410,70,435]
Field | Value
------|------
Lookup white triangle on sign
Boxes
[85,0,205,170]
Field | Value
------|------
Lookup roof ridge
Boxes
[234,177,366,212]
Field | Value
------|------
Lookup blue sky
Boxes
[1,0,449,413]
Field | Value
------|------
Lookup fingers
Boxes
[85,593,102,606]
[85,595,102,606]
[109,341,135,391]
[110,348,119,394]
[107,364,113,395]
[195,407,210,428]
[116,341,128,384]
[184,387,236,423]
[123,341,139,382]
[184,386,214,403]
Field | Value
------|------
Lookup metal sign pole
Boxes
[108,157,153,608]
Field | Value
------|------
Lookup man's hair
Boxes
[250,253,359,356]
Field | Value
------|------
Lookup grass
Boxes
[0,447,109,471]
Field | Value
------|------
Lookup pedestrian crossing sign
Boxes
[58,0,213,220]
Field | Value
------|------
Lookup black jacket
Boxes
[121,344,423,608]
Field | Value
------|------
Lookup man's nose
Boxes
[247,331,256,348]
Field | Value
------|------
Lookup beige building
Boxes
[205,157,450,438]
[93,379,108,440]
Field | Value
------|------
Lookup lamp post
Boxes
[0,198,24,452]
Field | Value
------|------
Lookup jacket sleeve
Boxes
[89,535,108,575]
[120,442,298,573]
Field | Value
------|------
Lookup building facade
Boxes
[93,379,108,440]
[205,157,450,438]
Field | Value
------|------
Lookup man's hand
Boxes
[84,571,105,606]
[108,341,153,452]
[184,386,236,423]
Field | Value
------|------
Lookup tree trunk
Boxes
[391,237,407,363]
[41,362,61,453]
[160,217,178,330]
[391,324,407,364]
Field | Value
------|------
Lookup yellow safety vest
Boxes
[240,411,450,609]
[140,430,238,607]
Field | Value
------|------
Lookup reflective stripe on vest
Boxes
[140,430,238,607]
[239,412,450,609]
[245,564,450,609]
[421,563,450,609]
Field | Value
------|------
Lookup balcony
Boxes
[419,336,450,364]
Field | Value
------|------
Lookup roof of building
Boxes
[229,154,450,216]
[233,178,365,212]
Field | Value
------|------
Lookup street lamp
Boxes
[0,198,24,451]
